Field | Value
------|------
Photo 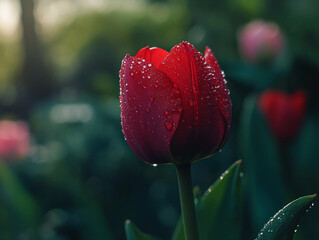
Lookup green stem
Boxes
[176,164,199,240]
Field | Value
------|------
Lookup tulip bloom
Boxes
[238,20,284,63]
[259,90,307,142]
[120,42,231,164]
[0,120,30,160]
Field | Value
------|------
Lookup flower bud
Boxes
[259,90,306,142]
[238,20,284,63]
[120,42,231,164]
[0,120,30,160]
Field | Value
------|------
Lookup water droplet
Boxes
[143,85,147,89]
[150,97,155,102]
[152,164,158,167]
[145,108,150,113]
[189,99,194,106]
[154,84,159,88]
[165,120,173,131]
[130,72,134,76]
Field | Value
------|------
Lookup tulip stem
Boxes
[176,163,199,240]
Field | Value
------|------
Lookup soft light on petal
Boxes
[120,55,182,164]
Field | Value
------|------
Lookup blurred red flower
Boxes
[238,20,284,63]
[0,120,30,160]
[259,90,307,142]
[120,42,231,165]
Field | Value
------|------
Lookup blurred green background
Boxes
[0,0,318,239]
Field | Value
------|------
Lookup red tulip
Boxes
[0,120,30,160]
[238,20,284,63]
[120,42,231,164]
[259,90,307,142]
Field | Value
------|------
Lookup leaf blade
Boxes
[172,160,243,240]
[125,220,159,240]
[255,194,317,240]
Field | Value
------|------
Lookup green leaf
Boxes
[0,161,39,237]
[255,194,317,240]
[239,96,285,230]
[125,220,159,240]
[172,160,243,240]
[47,164,114,240]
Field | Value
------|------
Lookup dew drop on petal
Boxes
[165,120,173,131]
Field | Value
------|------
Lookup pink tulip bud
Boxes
[0,120,30,160]
[238,20,284,63]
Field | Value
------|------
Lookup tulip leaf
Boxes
[239,96,285,232]
[255,194,317,240]
[172,160,243,240]
[125,220,159,240]
[0,161,39,237]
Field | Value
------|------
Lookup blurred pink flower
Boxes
[0,120,30,160]
[238,20,284,63]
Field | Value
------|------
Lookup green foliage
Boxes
[255,195,317,240]
[239,96,285,230]
[0,162,39,238]
[172,160,243,240]
[125,220,159,240]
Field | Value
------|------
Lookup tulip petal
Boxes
[135,46,169,70]
[159,42,232,163]
[204,46,232,149]
[120,55,181,164]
